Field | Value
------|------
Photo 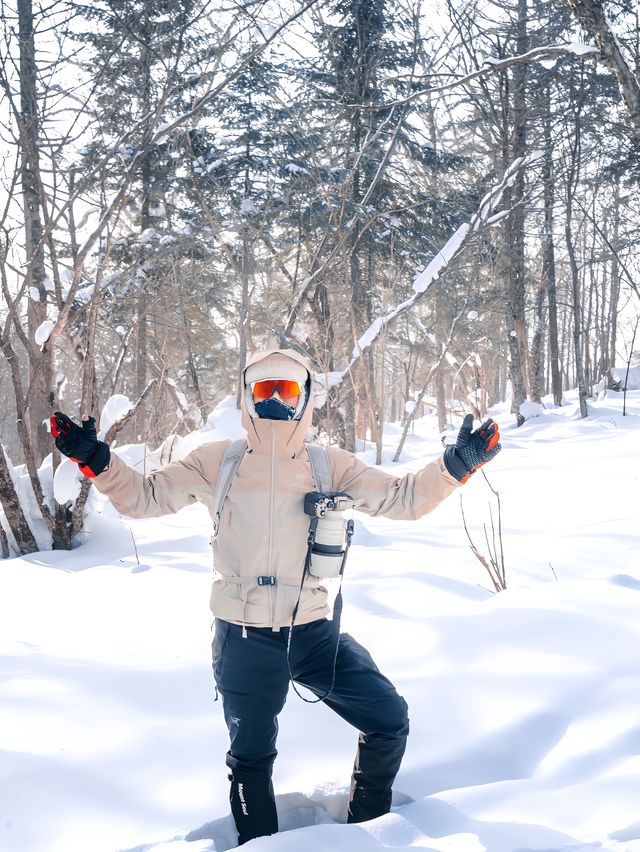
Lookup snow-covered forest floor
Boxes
[2,385,640,852]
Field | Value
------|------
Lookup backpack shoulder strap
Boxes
[213,438,247,535]
[306,442,332,493]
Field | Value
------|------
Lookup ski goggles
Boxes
[251,379,302,401]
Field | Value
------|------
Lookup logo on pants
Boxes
[238,782,249,815]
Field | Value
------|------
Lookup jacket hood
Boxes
[241,348,314,454]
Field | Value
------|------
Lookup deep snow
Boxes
[1,386,640,852]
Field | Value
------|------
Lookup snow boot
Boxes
[228,771,278,845]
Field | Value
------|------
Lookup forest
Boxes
[1,0,639,555]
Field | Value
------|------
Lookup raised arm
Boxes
[327,416,501,521]
[91,447,222,518]
[51,411,223,518]
[328,447,459,520]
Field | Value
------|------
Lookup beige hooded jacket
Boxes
[92,349,460,632]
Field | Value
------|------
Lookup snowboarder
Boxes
[51,348,501,846]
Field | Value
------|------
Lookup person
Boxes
[51,347,501,846]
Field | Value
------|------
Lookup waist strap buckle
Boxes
[257,576,276,586]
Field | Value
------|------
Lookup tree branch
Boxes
[321,151,543,390]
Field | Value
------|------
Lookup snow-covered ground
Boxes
[2,385,640,852]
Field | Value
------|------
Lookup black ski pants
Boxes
[212,617,409,845]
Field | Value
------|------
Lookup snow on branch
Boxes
[383,43,599,109]
[317,152,543,393]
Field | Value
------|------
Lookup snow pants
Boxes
[212,617,409,846]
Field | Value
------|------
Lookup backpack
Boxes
[212,438,331,536]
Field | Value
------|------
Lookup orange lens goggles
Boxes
[251,379,302,401]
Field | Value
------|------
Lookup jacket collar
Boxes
[243,415,308,456]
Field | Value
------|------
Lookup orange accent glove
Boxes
[50,412,110,478]
[443,414,501,483]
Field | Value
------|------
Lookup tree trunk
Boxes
[609,176,621,370]
[501,0,529,425]
[566,222,589,417]
[436,365,446,433]
[236,224,250,409]
[512,0,530,398]
[434,282,448,431]
[135,5,152,440]
[80,192,109,418]
[18,0,53,464]
[348,227,375,447]
[134,289,148,441]
[0,521,9,559]
[1,337,71,550]
[564,0,640,145]
[236,129,256,409]
[343,385,356,453]
[0,445,39,554]
[565,75,588,418]
[530,283,546,403]
[375,298,388,465]
[309,280,335,369]
[542,80,563,405]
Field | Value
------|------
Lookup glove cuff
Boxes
[78,442,110,478]
[443,446,472,482]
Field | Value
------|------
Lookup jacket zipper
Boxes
[267,421,276,623]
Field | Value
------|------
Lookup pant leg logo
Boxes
[230,716,242,726]
[238,782,249,815]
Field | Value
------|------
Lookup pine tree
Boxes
[281,0,470,447]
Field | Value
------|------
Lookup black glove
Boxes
[443,414,501,483]
[50,412,110,478]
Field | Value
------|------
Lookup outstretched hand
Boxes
[51,412,110,478]
[443,414,501,483]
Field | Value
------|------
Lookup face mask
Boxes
[254,397,296,421]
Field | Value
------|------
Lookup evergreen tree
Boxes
[280,0,470,446]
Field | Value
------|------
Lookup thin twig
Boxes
[460,496,502,592]
[461,470,507,592]
[129,528,140,566]
[481,468,506,586]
